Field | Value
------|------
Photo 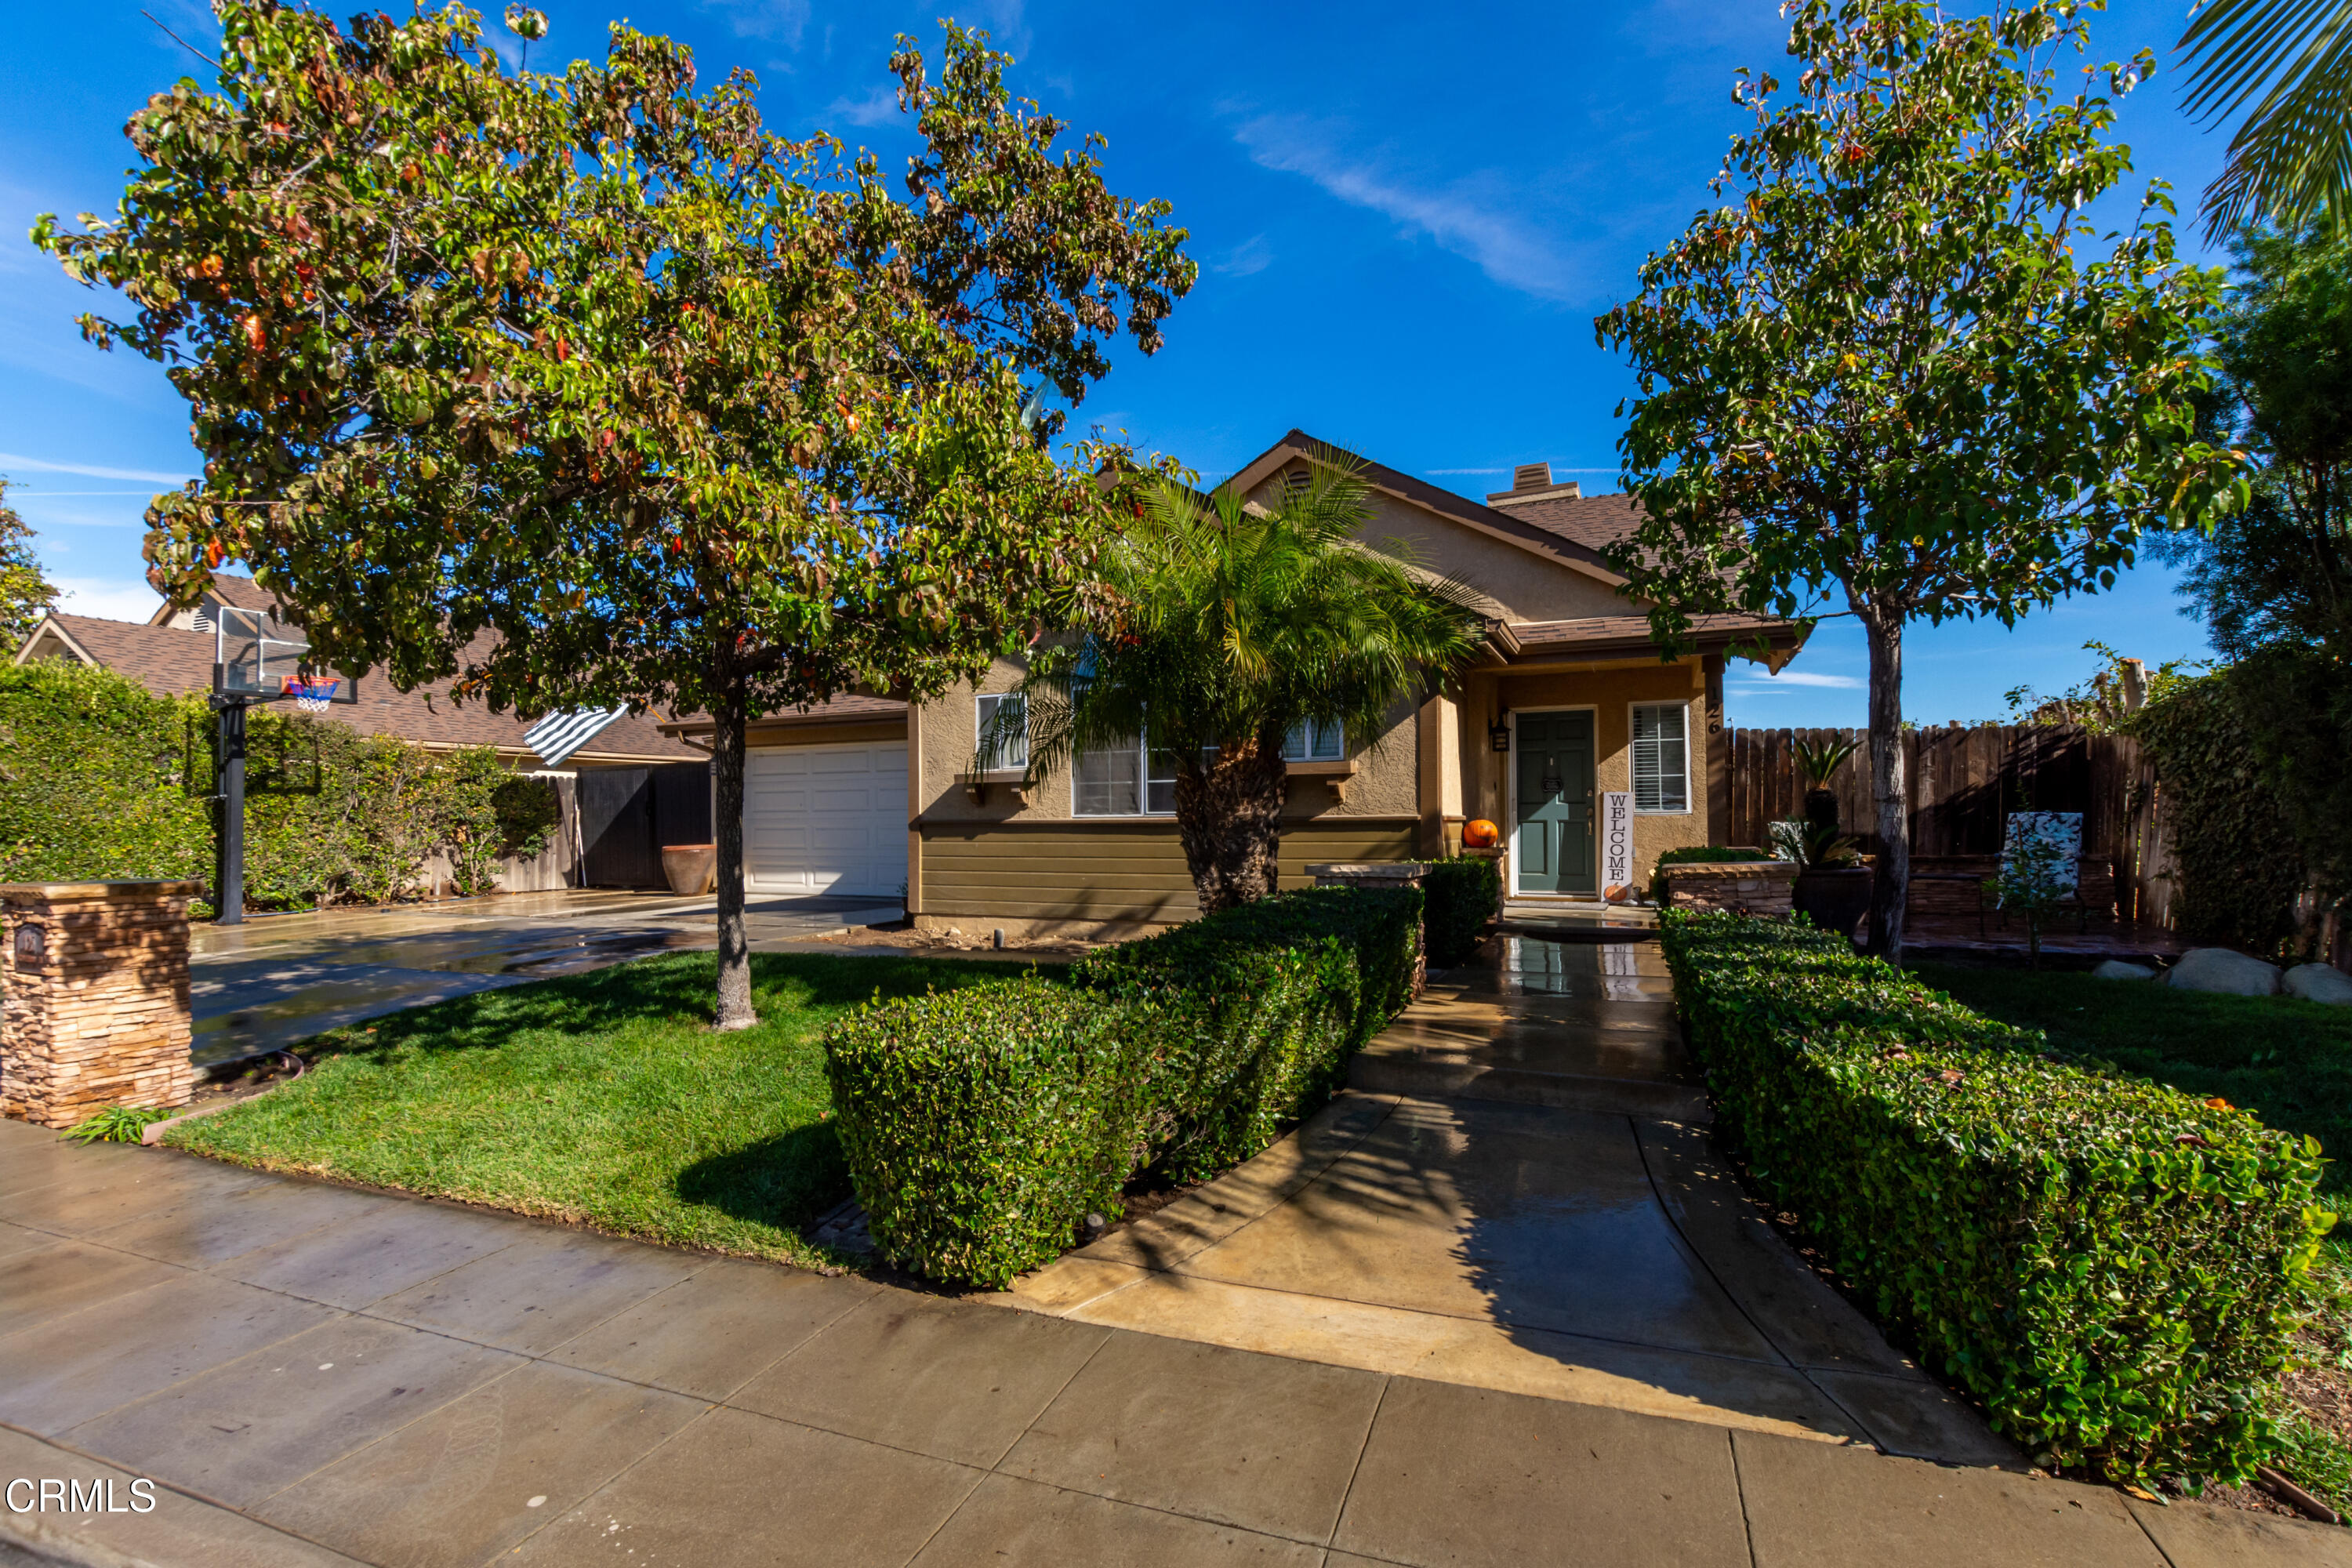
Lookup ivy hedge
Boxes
[824,885,1423,1285]
[1660,909,2333,1486]
[1423,855,1501,967]
[0,660,561,907]
[2129,670,2312,956]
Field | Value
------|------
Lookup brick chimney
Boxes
[1485,462,1581,506]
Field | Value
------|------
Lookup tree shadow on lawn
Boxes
[676,1120,849,1236]
[290,948,1058,1065]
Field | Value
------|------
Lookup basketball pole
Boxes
[214,695,249,926]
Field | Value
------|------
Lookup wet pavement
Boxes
[191,890,901,1066]
[5,1119,2342,1566]
[993,937,2016,1462]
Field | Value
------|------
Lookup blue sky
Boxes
[0,0,2238,725]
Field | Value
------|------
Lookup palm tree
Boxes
[989,464,1487,913]
[2180,0,2352,238]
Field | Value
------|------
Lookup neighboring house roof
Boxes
[13,609,699,767]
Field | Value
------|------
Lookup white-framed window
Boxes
[1631,702,1690,813]
[975,692,1027,771]
[1073,732,1200,816]
[1281,717,1345,762]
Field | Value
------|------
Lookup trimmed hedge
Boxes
[822,978,1155,1285]
[824,885,1422,1285]
[1423,856,1501,967]
[1660,910,2333,1486]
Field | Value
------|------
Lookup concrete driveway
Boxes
[191,889,901,1066]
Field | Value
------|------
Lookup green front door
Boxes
[1513,711,1595,895]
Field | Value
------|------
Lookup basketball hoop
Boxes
[281,676,339,714]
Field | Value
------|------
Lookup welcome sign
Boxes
[1599,790,1634,898]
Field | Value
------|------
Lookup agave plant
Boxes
[1791,734,1859,834]
[1769,816,1862,870]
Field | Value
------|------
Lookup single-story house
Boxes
[662,432,1802,933]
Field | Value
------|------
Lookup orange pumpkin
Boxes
[1461,818,1501,849]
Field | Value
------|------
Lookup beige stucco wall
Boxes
[1457,658,1712,889]
[913,659,1419,826]
[1243,471,1630,624]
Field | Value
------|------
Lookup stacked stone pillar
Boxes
[2,881,198,1128]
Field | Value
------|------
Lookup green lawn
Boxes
[169,949,1034,1269]
[1915,962,2352,1189]
[1918,961,2352,1512]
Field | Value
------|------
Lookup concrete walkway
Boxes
[3,1122,2340,1568]
[191,889,900,1066]
[993,936,2007,1461]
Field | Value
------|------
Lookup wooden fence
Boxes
[1724,724,2177,927]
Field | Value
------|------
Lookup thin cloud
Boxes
[1211,235,1272,277]
[0,453,191,485]
[1733,670,1864,690]
[1231,114,1573,301]
[825,85,901,129]
[52,576,162,622]
[698,0,811,46]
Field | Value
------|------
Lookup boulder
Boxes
[2166,947,2281,997]
[2091,960,2157,982]
[2284,963,2352,1006]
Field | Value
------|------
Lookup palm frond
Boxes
[2180,0,2352,237]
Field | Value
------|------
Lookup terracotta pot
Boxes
[1793,865,1873,941]
[661,843,717,897]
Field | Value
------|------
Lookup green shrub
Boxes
[1659,910,2333,1486]
[1075,884,1424,1180]
[1423,856,1501,967]
[824,886,1423,1284]
[1,659,561,909]
[1649,844,1768,902]
[824,978,1154,1286]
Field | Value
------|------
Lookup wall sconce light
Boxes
[1489,717,1512,753]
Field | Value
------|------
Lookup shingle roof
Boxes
[1511,612,1796,655]
[20,612,699,764]
[1489,492,1646,558]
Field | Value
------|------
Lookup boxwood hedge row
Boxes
[824,885,1422,1286]
[1659,909,2333,1486]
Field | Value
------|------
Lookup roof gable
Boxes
[1225,430,1632,592]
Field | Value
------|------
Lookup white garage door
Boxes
[745,742,909,897]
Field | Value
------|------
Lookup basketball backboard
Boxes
[212,607,359,704]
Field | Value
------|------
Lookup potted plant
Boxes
[1783,737,1872,939]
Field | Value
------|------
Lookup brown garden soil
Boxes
[186,1047,314,1110]
[806,921,1106,960]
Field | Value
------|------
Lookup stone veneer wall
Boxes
[1661,862,1797,917]
[2,881,198,1129]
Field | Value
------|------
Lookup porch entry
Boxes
[1513,710,1595,895]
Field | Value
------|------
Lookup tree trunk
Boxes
[1172,735,1288,914]
[1861,612,1909,964]
[711,677,757,1031]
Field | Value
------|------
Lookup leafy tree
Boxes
[2154,223,2352,916]
[0,479,60,650]
[37,2,1192,1025]
[1594,0,2242,962]
[2178,0,2352,240]
[997,463,1485,912]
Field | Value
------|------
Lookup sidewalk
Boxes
[3,934,2346,1566]
[991,936,2004,1460]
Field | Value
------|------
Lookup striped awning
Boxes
[524,706,627,768]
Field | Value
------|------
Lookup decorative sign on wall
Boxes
[12,924,44,967]
[1599,790,1634,898]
